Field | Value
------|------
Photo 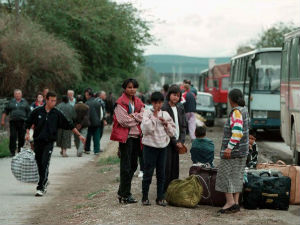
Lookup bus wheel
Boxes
[291,124,300,165]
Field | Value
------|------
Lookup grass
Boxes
[86,189,109,200]
[0,138,10,158]
[98,156,120,166]
[98,167,113,173]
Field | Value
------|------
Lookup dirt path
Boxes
[28,120,300,225]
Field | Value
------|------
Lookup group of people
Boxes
[2,77,259,213]
[110,78,258,213]
[1,87,114,196]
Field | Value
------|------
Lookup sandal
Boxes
[142,199,151,206]
[156,199,167,207]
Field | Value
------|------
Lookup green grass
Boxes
[86,189,109,200]
[98,156,120,166]
[98,167,113,173]
[0,138,10,158]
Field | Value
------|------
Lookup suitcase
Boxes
[243,170,291,210]
[257,160,300,204]
[189,166,226,207]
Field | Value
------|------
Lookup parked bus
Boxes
[280,28,300,165]
[230,48,282,131]
[199,64,230,117]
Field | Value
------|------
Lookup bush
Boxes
[0,14,82,97]
[0,138,10,158]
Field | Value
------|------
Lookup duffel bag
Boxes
[166,175,203,208]
[189,165,226,207]
[257,160,300,204]
[11,147,39,183]
[243,170,290,210]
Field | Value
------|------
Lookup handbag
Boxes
[257,160,300,204]
[177,144,187,154]
[189,166,226,206]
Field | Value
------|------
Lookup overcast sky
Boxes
[115,0,300,57]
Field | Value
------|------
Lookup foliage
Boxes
[98,156,120,166]
[236,45,254,55]
[0,138,10,158]
[0,14,82,97]
[24,0,153,95]
[252,22,296,48]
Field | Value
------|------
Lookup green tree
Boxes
[24,0,153,94]
[252,22,296,48]
[0,14,82,97]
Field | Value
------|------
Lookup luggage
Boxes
[243,170,291,210]
[166,175,203,208]
[189,165,226,206]
[11,147,39,183]
[257,160,300,204]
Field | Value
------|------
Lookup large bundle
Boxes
[11,148,39,183]
[166,175,203,208]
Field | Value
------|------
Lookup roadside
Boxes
[0,127,111,225]
[27,119,300,225]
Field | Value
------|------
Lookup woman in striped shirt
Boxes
[215,89,249,214]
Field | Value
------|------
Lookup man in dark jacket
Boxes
[181,84,196,140]
[1,89,31,156]
[74,95,90,157]
[25,92,85,197]
[84,88,102,155]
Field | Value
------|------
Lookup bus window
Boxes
[281,41,290,82]
[252,52,281,92]
[290,38,299,80]
[213,80,219,89]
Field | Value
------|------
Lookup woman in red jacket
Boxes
[110,78,144,204]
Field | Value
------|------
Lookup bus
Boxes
[230,48,282,131]
[199,64,230,117]
[280,28,300,165]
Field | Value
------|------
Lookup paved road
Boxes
[0,127,110,225]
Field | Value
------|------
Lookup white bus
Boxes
[280,29,300,165]
[230,48,282,131]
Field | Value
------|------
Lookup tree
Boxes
[24,0,153,94]
[252,22,296,48]
[236,45,254,55]
[0,14,82,97]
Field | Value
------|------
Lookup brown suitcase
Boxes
[257,160,300,205]
[189,166,226,207]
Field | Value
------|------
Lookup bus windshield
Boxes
[196,94,213,107]
[252,52,281,92]
[222,77,229,90]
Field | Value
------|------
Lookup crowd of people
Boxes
[1,87,115,196]
[2,78,259,213]
[110,78,258,213]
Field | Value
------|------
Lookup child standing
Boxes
[162,85,187,192]
[190,126,215,167]
[141,92,176,206]
[246,129,258,169]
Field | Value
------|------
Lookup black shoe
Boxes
[84,151,90,154]
[156,199,167,207]
[142,199,151,206]
[217,204,237,214]
[118,195,138,204]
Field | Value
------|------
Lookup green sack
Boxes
[166,175,203,208]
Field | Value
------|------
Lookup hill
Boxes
[144,54,231,74]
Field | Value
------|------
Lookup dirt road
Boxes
[26,119,300,225]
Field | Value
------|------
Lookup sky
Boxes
[115,0,300,57]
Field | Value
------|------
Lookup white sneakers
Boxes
[138,171,143,178]
[35,189,46,197]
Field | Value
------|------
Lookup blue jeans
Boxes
[142,145,167,201]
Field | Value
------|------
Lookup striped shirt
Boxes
[141,109,176,148]
[227,109,244,149]
[114,104,144,137]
